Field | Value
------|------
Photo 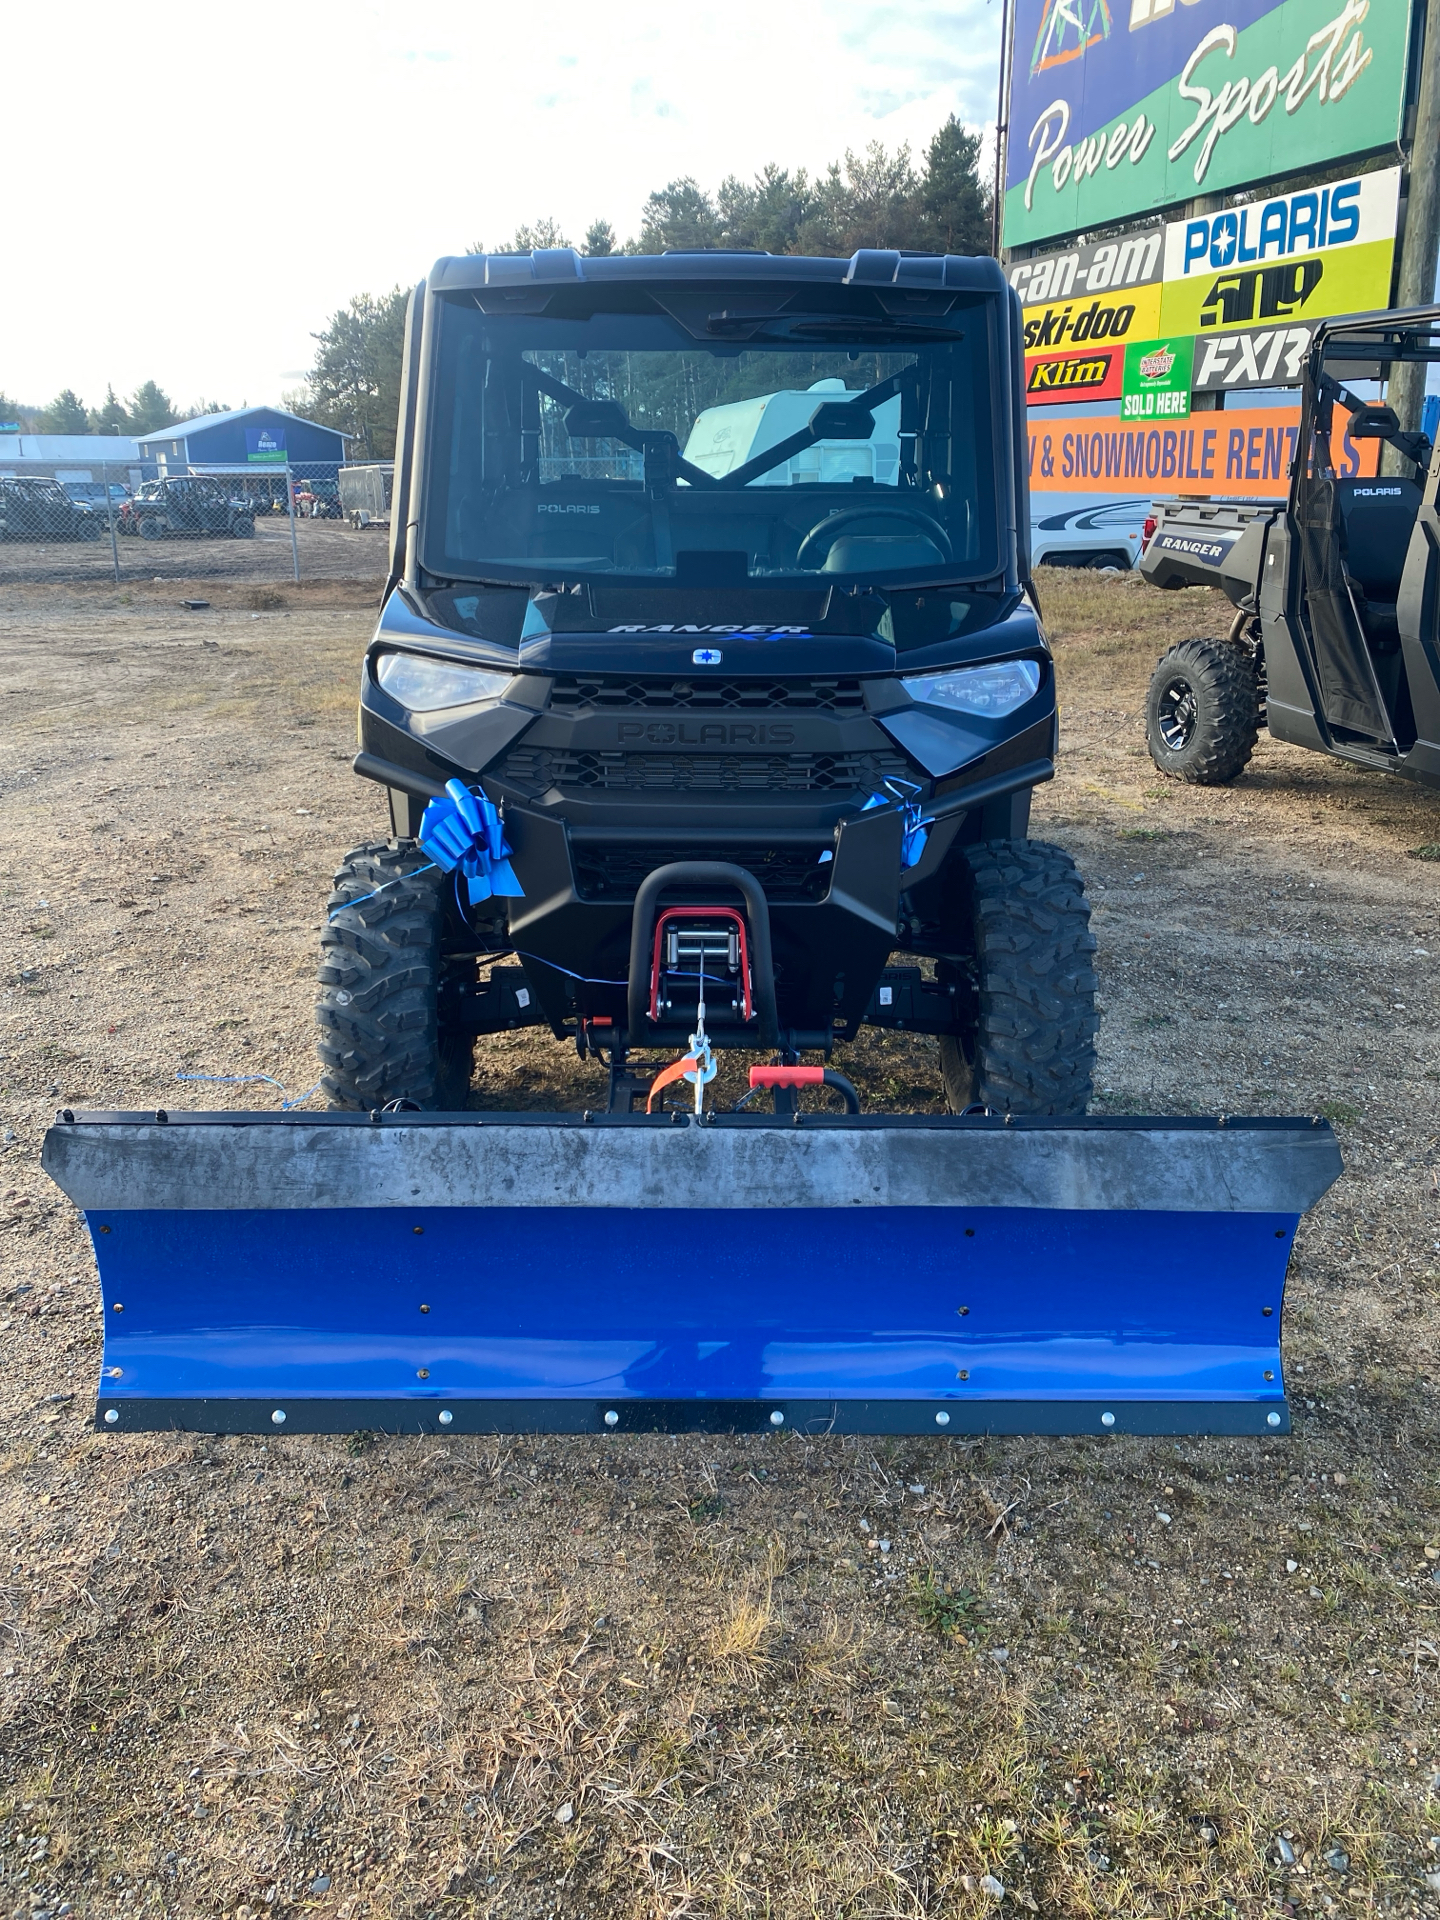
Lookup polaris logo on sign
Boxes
[693,648,723,665]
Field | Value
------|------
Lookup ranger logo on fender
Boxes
[617,720,796,746]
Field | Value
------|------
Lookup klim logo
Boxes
[617,720,796,747]
[1022,299,1138,350]
[1027,354,1114,395]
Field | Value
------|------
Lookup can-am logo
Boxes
[1138,346,1177,380]
[1027,354,1113,394]
[618,720,796,746]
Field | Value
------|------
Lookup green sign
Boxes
[1122,337,1194,419]
[1002,0,1413,251]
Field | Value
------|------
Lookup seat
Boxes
[1336,477,1423,646]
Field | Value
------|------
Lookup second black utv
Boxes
[1140,306,1440,789]
[316,248,1097,1115]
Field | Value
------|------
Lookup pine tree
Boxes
[87,385,131,436]
[126,382,177,434]
[303,288,408,460]
[36,389,88,435]
[583,219,616,256]
[915,117,991,256]
[637,179,723,253]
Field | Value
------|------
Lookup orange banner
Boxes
[1026,407,1377,498]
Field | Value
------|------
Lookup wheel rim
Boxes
[1156,675,1198,752]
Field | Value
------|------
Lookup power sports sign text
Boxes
[1001,0,1411,251]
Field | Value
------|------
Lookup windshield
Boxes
[422,298,1002,589]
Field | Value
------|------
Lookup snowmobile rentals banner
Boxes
[1001,0,1413,252]
[1027,403,1378,499]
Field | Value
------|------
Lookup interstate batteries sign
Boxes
[1002,0,1412,251]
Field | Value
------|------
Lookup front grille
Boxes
[549,676,866,714]
[574,843,832,903]
[499,747,911,795]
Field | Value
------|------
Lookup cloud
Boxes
[1,0,997,406]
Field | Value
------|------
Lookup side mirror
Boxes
[1347,403,1400,441]
[564,399,629,440]
[809,401,876,442]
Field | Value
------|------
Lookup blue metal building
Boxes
[135,406,347,478]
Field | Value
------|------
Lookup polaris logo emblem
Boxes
[537,503,601,514]
[693,648,723,665]
[618,721,796,746]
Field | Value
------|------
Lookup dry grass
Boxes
[0,573,1439,1917]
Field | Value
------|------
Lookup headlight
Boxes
[374,652,512,711]
[902,659,1041,718]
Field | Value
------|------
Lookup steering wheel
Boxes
[795,505,954,569]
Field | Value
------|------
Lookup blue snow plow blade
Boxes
[42,1111,1342,1438]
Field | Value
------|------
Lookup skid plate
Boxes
[42,1111,1342,1436]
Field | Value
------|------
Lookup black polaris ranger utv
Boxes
[316,248,1097,1114]
[1139,306,1440,788]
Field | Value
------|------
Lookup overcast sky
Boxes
[4,1,999,418]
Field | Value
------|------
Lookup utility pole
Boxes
[1386,0,1440,466]
[992,0,1013,259]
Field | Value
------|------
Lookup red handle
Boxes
[748,1065,825,1087]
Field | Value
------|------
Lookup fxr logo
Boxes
[617,721,797,747]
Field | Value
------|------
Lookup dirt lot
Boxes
[1,570,1438,1920]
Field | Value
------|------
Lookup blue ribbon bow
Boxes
[861,779,932,870]
[419,780,524,904]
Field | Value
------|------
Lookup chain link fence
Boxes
[0,457,394,587]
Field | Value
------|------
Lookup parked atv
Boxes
[316,248,1098,1117]
[0,476,101,541]
[1138,306,1440,789]
[121,476,255,540]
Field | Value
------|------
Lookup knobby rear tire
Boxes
[1145,637,1259,785]
[938,838,1098,1116]
[316,841,474,1111]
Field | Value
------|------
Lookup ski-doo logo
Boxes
[617,720,796,746]
[537,503,601,514]
[607,624,811,638]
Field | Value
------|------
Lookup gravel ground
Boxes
[0,570,1437,1920]
[0,519,389,588]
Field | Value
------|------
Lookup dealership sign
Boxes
[246,427,287,464]
[1002,0,1412,250]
